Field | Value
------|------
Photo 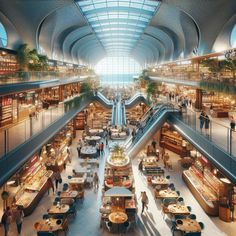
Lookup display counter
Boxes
[182,166,220,216]
[15,164,53,216]
[80,146,98,158]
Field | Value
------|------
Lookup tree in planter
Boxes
[16,44,31,71]
[220,59,236,80]
[146,81,157,104]
[80,81,93,99]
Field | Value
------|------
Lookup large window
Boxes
[231,24,236,48]
[95,56,141,85]
[0,23,7,47]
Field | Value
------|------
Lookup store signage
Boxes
[225,49,236,59]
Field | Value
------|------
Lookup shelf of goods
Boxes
[0,97,13,126]
[143,157,159,175]
[75,112,86,130]
[15,162,53,216]
[160,130,189,157]
[182,163,223,216]
[42,140,69,172]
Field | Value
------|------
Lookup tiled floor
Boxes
[2,131,236,236]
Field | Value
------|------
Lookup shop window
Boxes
[230,24,236,48]
[0,22,7,47]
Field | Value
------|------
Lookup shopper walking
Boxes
[140,191,149,213]
[138,159,143,173]
[77,143,81,158]
[1,207,12,236]
[47,177,55,195]
[93,172,99,189]
[54,170,62,190]
[230,116,236,131]
[15,206,24,236]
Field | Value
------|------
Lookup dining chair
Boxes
[199,222,205,230]
[188,214,197,220]
[187,206,192,212]
[176,191,180,196]
[177,197,184,203]
[42,214,49,220]
[37,232,55,236]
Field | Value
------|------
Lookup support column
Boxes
[59,85,64,102]
[195,88,202,110]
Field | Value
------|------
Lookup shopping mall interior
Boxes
[0,1,236,236]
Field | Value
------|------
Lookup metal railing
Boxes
[0,71,92,85]
[0,94,93,158]
[127,103,177,151]
[124,92,146,105]
[175,108,236,157]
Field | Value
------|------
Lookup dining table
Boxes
[108,212,128,224]
[34,218,63,232]
[167,204,190,215]
[69,177,85,185]
[176,219,201,233]
[151,177,169,186]
[60,190,78,199]
[157,189,179,199]
[85,135,101,145]
[48,204,69,215]
[88,128,103,136]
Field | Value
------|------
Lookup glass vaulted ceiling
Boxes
[77,0,160,56]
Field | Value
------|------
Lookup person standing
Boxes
[100,142,104,155]
[230,116,236,131]
[138,160,143,173]
[204,114,210,136]
[96,143,100,156]
[140,191,149,213]
[1,207,12,236]
[93,172,99,189]
[77,143,81,158]
[199,111,205,132]
[47,177,55,195]
[54,170,62,191]
[151,139,157,151]
[163,152,170,168]
[15,206,24,236]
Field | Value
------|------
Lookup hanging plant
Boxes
[1,191,9,200]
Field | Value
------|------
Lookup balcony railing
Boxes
[0,71,94,85]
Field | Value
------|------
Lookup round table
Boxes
[108,212,128,224]
[81,146,97,158]
[88,129,103,136]
[85,136,101,145]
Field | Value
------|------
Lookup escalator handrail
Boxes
[125,92,146,105]
[96,91,113,105]
[127,103,177,150]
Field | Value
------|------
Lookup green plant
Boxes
[112,144,125,154]
[16,44,31,70]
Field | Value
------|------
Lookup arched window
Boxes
[0,22,7,47]
[230,24,236,48]
[95,56,141,85]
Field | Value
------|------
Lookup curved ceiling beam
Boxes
[70,34,105,62]
[145,26,174,61]
[62,26,93,61]
[213,13,236,52]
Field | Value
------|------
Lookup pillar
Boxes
[195,88,202,110]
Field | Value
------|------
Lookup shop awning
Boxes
[104,187,133,197]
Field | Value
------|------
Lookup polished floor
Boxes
[1,131,236,236]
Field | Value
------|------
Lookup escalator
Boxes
[125,92,148,109]
[126,104,178,157]
[94,91,113,109]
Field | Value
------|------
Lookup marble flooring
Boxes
[1,132,236,236]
